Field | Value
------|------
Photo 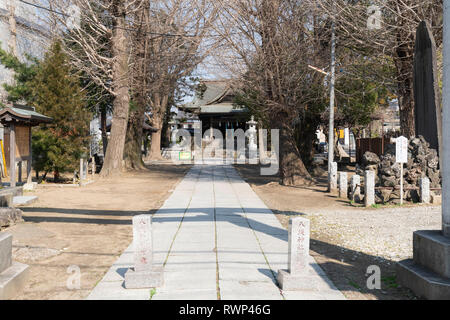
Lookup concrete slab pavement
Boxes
[87,164,345,300]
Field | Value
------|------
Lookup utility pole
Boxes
[442,0,450,237]
[327,17,337,192]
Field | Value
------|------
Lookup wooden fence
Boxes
[356,137,391,164]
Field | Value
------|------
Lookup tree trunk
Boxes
[124,112,145,170]
[100,106,108,155]
[258,126,267,162]
[296,116,319,170]
[277,118,312,186]
[395,32,416,138]
[148,94,169,160]
[397,75,415,138]
[100,2,130,177]
[149,113,163,160]
[124,90,146,169]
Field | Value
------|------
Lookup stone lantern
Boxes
[246,116,258,153]
[169,120,178,147]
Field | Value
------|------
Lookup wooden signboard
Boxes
[396,136,408,205]
[3,125,31,169]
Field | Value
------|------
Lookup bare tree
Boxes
[213,0,330,185]
[48,0,145,176]
[142,0,220,160]
[317,0,443,138]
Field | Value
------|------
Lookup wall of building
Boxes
[0,0,49,103]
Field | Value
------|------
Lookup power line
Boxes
[19,0,68,17]
[17,0,217,39]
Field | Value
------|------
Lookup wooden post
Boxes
[18,161,22,183]
[80,158,83,181]
[9,124,15,188]
[27,126,32,184]
[400,164,404,205]
[92,157,95,178]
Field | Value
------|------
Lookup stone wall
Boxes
[356,136,441,204]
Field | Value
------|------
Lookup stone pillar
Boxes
[0,232,29,299]
[364,170,375,207]
[444,3,450,238]
[79,158,84,181]
[351,174,361,202]
[82,160,87,180]
[420,177,431,204]
[169,121,178,148]
[328,162,338,193]
[338,172,348,199]
[396,10,450,300]
[91,157,96,177]
[277,217,316,290]
[246,116,258,163]
[124,215,163,289]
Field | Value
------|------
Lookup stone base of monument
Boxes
[124,266,164,289]
[0,233,29,300]
[23,182,38,192]
[0,261,29,300]
[277,269,318,291]
[397,230,450,299]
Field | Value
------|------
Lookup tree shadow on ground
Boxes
[309,237,417,300]
[20,204,417,300]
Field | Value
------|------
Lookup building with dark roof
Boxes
[180,80,250,137]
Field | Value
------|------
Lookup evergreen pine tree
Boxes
[30,40,91,179]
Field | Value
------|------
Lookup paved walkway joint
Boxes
[87,164,345,300]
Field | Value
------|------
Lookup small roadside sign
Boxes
[396,136,408,163]
[395,136,408,205]
[179,152,191,161]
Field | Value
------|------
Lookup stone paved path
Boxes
[87,165,345,300]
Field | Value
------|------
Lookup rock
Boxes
[0,208,23,229]
[380,165,394,176]
[410,189,420,203]
[375,191,383,204]
[355,164,364,177]
[427,167,441,187]
[410,137,421,149]
[405,168,420,185]
[392,163,402,179]
[360,136,441,205]
[381,175,397,187]
[380,189,393,203]
[427,156,439,170]
[390,190,401,201]
[362,152,381,167]
[431,194,442,205]
[418,135,430,149]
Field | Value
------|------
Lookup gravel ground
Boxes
[235,164,442,299]
[305,206,441,263]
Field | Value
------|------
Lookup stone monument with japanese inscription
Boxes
[124,215,163,289]
[397,10,450,299]
[277,217,316,290]
[0,232,29,299]
[414,21,442,156]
